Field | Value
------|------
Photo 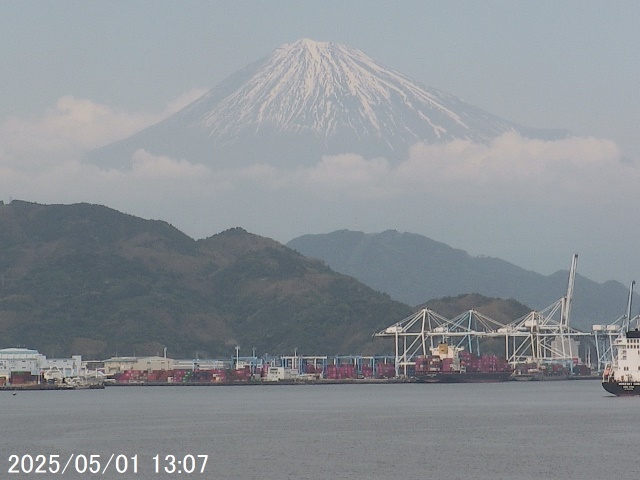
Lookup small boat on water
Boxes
[511,366,544,381]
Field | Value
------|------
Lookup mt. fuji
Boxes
[88,39,568,169]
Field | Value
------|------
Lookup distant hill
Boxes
[286,230,629,330]
[0,201,412,359]
[420,293,532,325]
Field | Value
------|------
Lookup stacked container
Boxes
[325,364,339,380]
[10,371,36,385]
[376,363,396,378]
[230,366,252,382]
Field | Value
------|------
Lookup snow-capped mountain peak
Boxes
[194,38,469,143]
[88,38,568,169]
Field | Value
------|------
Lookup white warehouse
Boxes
[0,347,83,384]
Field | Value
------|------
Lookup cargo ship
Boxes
[602,328,640,395]
[414,343,513,383]
[602,281,640,395]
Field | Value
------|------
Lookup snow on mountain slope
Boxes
[88,39,568,169]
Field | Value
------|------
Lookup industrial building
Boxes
[0,347,83,386]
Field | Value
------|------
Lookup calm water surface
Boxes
[0,381,634,479]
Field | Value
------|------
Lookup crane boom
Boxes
[561,254,578,328]
[623,280,636,332]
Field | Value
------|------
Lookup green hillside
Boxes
[0,201,411,359]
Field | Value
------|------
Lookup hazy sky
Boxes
[1,2,638,288]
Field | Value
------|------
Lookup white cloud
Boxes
[298,154,393,199]
[396,133,626,202]
[0,89,207,169]
[130,149,213,179]
[245,133,629,208]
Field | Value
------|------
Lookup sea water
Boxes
[0,381,634,480]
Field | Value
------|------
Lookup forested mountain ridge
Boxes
[0,201,411,358]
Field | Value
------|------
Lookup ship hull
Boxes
[416,372,512,383]
[511,373,544,381]
[602,380,640,396]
